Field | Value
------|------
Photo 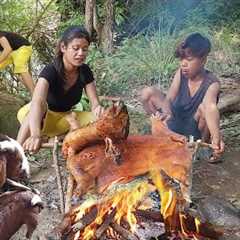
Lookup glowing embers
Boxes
[63,171,222,240]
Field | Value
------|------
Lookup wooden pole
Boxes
[65,174,74,213]
[52,136,65,214]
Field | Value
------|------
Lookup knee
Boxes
[138,86,157,103]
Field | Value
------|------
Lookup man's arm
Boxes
[202,82,224,155]
[161,68,181,115]
[0,37,12,63]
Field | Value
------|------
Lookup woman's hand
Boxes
[23,135,42,154]
[92,104,104,119]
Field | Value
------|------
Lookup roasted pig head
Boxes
[62,101,129,159]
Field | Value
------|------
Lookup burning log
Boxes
[95,208,116,238]
[47,171,222,240]
[110,222,138,240]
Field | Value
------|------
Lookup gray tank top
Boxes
[167,70,219,139]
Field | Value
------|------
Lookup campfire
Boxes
[49,170,222,240]
[47,102,223,240]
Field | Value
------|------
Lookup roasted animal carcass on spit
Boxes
[62,102,192,200]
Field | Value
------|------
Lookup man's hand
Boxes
[209,139,225,163]
[23,135,42,154]
[155,110,171,125]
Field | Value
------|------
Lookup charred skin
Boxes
[62,101,129,159]
[67,135,192,198]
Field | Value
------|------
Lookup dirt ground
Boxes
[11,81,240,239]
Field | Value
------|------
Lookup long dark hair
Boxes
[54,26,91,85]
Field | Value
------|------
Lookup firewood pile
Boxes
[47,170,222,240]
[46,101,223,240]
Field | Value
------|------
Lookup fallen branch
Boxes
[135,209,164,222]
[71,206,98,233]
[219,93,240,114]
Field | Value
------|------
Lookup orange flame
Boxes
[74,181,149,239]
[72,170,222,240]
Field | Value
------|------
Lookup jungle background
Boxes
[0,0,240,239]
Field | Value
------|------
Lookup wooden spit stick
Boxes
[52,136,65,214]
[41,140,212,149]
[187,140,212,149]
[65,174,74,213]
[41,142,63,148]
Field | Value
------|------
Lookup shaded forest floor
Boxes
[12,75,240,240]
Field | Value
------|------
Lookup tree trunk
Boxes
[101,0,114,54]
[0,90,25,138]
[85,0,95,38]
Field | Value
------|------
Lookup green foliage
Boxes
[1,0,240,101]
[183,0,240,31]
[0,0,32,32]
[91,30,179,96]
[73,94,91,112]
[207,28,240,76]
[57,14,85,37]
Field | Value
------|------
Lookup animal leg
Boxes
[104,137,122,165]
[25,209,39,238]
[151,114,186,143]
[68,162,95,197]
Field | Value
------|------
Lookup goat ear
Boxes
[0,141,15,153]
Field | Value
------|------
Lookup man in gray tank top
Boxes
[139,33,224,163]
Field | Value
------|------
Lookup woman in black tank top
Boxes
[140,33,224,162]
[17,26,104,153]
[0,31,34,94]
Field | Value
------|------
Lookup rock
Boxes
[0,90,25,138]
[198,196,240,228]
